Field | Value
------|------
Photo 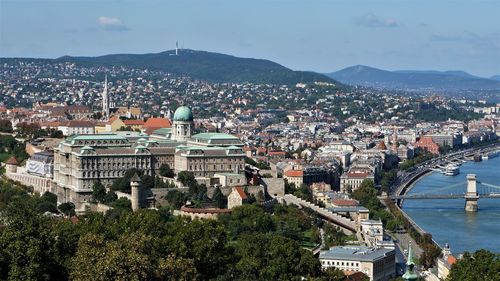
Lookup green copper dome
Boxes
[173,106,194,122]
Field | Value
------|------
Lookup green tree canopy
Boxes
[447,249,500,281]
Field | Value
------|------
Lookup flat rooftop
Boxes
[319,246,394,262]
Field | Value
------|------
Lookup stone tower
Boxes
[465,174,479,212]
[130,173,142,211]
[402,242,418,281]
[172,106,194,141]
[392,126,398,152]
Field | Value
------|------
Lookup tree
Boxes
[92,181,106,203]
[140,174,155,189]
[419,234,441,269]
[58,202,76,217]
[219,205,274,239]
[156,254,199,281]
[50,130,64,138]
[0,119,13,133]
[212,187,227,209]
[0,199,66,280]
[35,191,58,213]
[111,168,143,192]
[177,171,196,187]
[164,190,187,209]
[447,249,500,281]
[15,122,41,138]
[70,233,156,281]
[311,267,346,281]
[166,218,232,280]
[233,233,321,280]
[109,197,132,211]
[293,184,313,202]
[159,163,175,178]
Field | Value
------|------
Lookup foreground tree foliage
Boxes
[446,249,500,281]
[0,181,341,281]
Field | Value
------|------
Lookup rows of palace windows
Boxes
[74,139,128,146]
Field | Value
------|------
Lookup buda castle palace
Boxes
[52,106,245,211]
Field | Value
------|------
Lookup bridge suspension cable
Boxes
[478,182,500,190]
[410,181,466,196]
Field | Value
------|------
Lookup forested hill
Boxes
[52,49,335,85]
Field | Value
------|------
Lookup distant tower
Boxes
[176,41,179,56]
[402,242,418,281]
[102,75,110,120]
[130,173,142,211]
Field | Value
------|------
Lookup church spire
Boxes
[402,242,419,281]
[102,74,110,120]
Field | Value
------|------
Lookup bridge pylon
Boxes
[465,174,479,212]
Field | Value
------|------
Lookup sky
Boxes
[1,0,499,77]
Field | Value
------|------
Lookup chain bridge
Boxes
[390,174,500,211]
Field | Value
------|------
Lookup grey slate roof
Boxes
[319,246,394,262]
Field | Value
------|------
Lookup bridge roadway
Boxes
[280,194,357,233]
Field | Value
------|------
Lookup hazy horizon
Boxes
[1,0,499,77]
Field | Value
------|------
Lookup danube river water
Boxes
[402,156,500,253]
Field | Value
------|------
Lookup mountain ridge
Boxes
[51,49,336,85]
[326,65,500,91]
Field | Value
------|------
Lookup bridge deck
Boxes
[391,193,500,200]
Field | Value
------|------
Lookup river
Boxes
[402,156,500,254]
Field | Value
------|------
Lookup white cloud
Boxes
[354,13,399,28]
[96,16,129,31]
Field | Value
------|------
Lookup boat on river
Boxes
[443,164,459,176]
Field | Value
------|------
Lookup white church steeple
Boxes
[102,75,110,120]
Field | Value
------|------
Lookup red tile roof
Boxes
[332,199,359,207]
[234,187,248,200]
[5,156,18,165]
[144,118,172,128]
[284,170,304,177]
[107,116,119,124]
[346,172,370,178]
[377,141,387,150]
[123,119,145,126]
[447,255,457,265]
